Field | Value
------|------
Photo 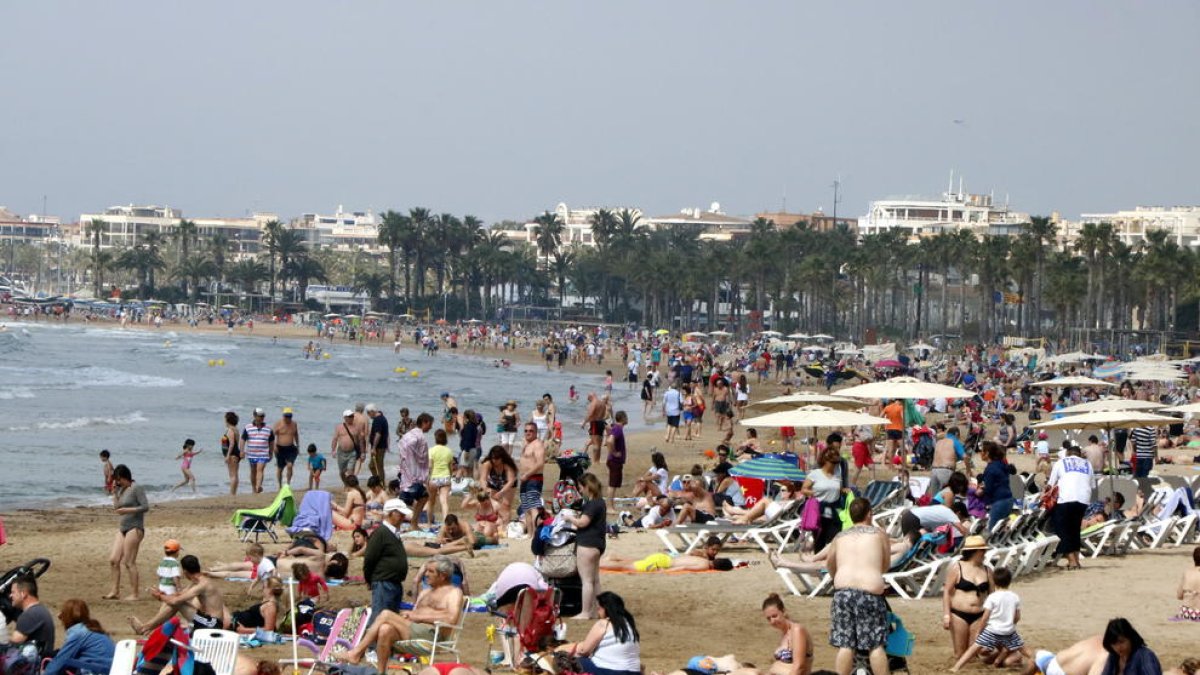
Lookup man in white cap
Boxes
[331,410,362,486]
[241,407,276,493]
[363,499,411,623]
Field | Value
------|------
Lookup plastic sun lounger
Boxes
[393,597,470,664]
[232,485,296,543]
[108,639,139,675]
[884,556,953,600]
[656,502,801,554]
[1081,521,1128,559]
[776,567,833,598]
[190,629,240,675]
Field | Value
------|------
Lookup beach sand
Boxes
[3,318,1198,671]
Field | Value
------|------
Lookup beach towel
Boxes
[288,489,334,542]
[230,484,296,527]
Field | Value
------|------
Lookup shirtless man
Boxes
[1174,545,1200,622]
[825,498,891,675]
[129,555,229,635]
[676,476,717,525]
[343,555,464,667]
[351,402,370,475]
[581,393,607,462]
[601,535,736,572]
[1020,635,1107,675]
[712,376,732,432]
[273,407,300,488]
[331,410,362,486]
[928,423,960,497]
[518,423,547,536]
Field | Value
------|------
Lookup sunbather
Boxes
[1174,546,1200,622]
[676,476,718,525]
[600,536,734,572]
[723,484,797,525]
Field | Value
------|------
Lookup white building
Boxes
[0,207,60,245]
[1076,206,1200,248]
[646,203,751,241]
[521,202,644,250]
[294,206,380,251]
[857,177,1029,241]
[77,205,276,256]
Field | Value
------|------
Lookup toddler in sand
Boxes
[950,568,1032,671]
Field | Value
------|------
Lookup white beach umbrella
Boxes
[1031,410,1180,431]
[709,330,733,337]
[1030,376,1117,389]
[907,342,937,352]
[1055,398,1166,415]
[683,331,708,338]
[760,330,783,337]
[1121,367,1184,382]
[748,392,866,413]
[741,405,890,429]
[1161,402,1200,414]
[836,376,976,400]
[787,333,810,340]
[810,333,834,341]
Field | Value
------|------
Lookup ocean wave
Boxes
[0,387,35,400]
[7,410,148,432]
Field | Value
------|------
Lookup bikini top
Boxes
[774,631,813,665]
[955,563,990,595]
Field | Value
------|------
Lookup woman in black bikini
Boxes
[941,536,994,659]
[477,445,517,519]
[221,411,242,495]
[230,577,282,634]
[762,593,813,675]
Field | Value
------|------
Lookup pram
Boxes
[551,451,591,512]
[0,559,51,623]
[911,427,935,471]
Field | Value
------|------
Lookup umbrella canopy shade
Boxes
[801,345,829,352]
[1162,402,1200,414]
[907,342,936,352]
[748,393,866,413]
[323,313,342,319]
[741,405,890,429]
[760,330,783,337]
[836,376,976,400]
[1031,410,1181,431]
[221,304,238,309]
[708,330,733,337]
[787,333,810,339]
[1055,398,1166,415]
[683,331,708,338]
[1121,368,1184,382]
[728,457,806,482]
[653,329,670,335]
[873,359,905,368]
[810,334,834,340]
[465,318,482,323]
[397,313,416,319]
[1030,376,1117,388]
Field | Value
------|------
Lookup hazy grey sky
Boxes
[2,2,1197,225]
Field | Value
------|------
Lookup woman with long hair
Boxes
[565,473,607,619]
[1100,618,1161,674]
[42,599,115,675]
[557,591,641,675]
[478,445,518,519]
[222,411,242,494]
[762,593,812,675]
[105,464,148,600]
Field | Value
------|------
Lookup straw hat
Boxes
[960,535,989,552]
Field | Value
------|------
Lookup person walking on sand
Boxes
[582,393,607,462]
[241,408,276,494]
[332,410,362,486]
[825,498,891,675]
[518,423,547,537]
[171,439,201,493]
[273,407,301,488]
[106,464,148,601]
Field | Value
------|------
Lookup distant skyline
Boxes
[2,2,1197,224]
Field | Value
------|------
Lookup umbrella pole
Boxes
[288,578,299,675]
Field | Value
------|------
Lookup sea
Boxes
[0,321,645,509]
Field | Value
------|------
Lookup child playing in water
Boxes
[306,443,326,490]
[100,449,114,494]
[172,439,200,493]
[568,385,578,403]
[604,370,614,396]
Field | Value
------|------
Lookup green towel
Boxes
[231,484,297,526]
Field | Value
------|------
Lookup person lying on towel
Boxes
[600,536,735,572]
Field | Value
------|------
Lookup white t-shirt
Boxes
[640,507,672,529]
[911,505,959,530]
[984,590,1021,634]
[1049,456,1093,505]
[254,557,276,580]
[1034,440,1050,456]
[649,467,669,495]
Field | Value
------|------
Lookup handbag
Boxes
[1040,484,1059,510]
[539,541,578,579]
[800,497,821,532]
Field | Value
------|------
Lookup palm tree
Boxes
[1025,215,1057,333]
[261,219,285,302]
[225,258,268,295]
[550,248,576,307]
[84,219,109,298]
[377,210,410,312]
[533,211,564,272]
[274,230,308,300]
[408,207,433,299]
[174,256,217,303]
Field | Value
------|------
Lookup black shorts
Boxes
[666,415,680,428]
[193,611,223,631]
[589,420,607,437]
[401,482,428,504]
[276,444,299,468]
[606,461,624,488]
[886,429,903,441]
[694,510,716,524]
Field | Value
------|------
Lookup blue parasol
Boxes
[728,457,806,482]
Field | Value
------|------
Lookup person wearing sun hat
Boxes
[943,534,992,661]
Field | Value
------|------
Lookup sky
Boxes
[2,2,1197,225]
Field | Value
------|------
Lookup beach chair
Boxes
[1169,513,1198,546]
[499,587,563,666]
[281,606,373,671]
[1008,475,1026,510]
[232,484,296,543]
[108,639,139,675]
[1012,536,1058,578]
[775,567,833,598]
[864,480,903,510]
[984,544,1020,574]
[190,629,240,675]
[1081,521,1129,559]
[655,502,800,555]
[1159,475,1189,493]
[394,596,470,664]
[884,556,952,600]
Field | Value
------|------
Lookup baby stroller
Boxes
[0,559,51,623]
[911,426,936,470]
[551,451,591,512]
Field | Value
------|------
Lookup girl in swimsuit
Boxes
[172,439,201,493]
[363,476,387,529]
[231,577,282,634]
[942,537,994,659]
[333,475,366,531]
[762,593,812,675]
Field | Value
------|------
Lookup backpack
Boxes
[513,588,560,653]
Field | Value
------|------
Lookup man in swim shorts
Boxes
[518,423,546,536]
[130,554,229,635]
[825,498,890,675]
[273,407,300,488]
[582,393,607,462]
[241,408,276,494]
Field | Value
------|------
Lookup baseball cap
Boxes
[282,407,294,416]
[163,539,181,553]
[253,407,265,416]
[343,409,355,418]
[365,403,378,413]
[383,499,412,517]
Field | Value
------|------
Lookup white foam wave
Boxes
[7,410,148,432]
[0,387,35,400]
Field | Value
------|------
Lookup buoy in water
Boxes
[410,371,419,377]
[217,359,226,366]
[163,340,172,347]
[323,353,332,359]
[393,366,403,373]
[207,359,216,367]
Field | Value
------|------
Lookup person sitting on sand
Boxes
[652,654,761,675]
[130,554,230,635]
[600,536,735,573]
[762,592,813,675]
[205,543,276,592]
[1174,546,1200,622]
[229,577,282,635]
[462,486,502,541]
[341,556,464,667]
[1019,634,1107,675]
[622,495,675,529]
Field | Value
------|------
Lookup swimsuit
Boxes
[475,512,499,523]
[487,468,507,492]
[1176,605,1200,621]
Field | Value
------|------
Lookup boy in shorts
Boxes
[306,444,326,490]
[950,568,1032,671]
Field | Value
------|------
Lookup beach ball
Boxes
[217,359,225,366]
[394,366,402,373]
[207,359,216,367]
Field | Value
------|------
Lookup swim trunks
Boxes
[276,444,299,469]
[886,430,903,441]
[518,476,544,515]
[193,611,223,631]
[666,415,680,428]
[634,553,672,572]
[975,628,1024,651]
[829,588,888,651]
[1034,650,1066,675]
[589,420,606,437]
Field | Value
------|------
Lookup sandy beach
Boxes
[2,318,1198,672]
